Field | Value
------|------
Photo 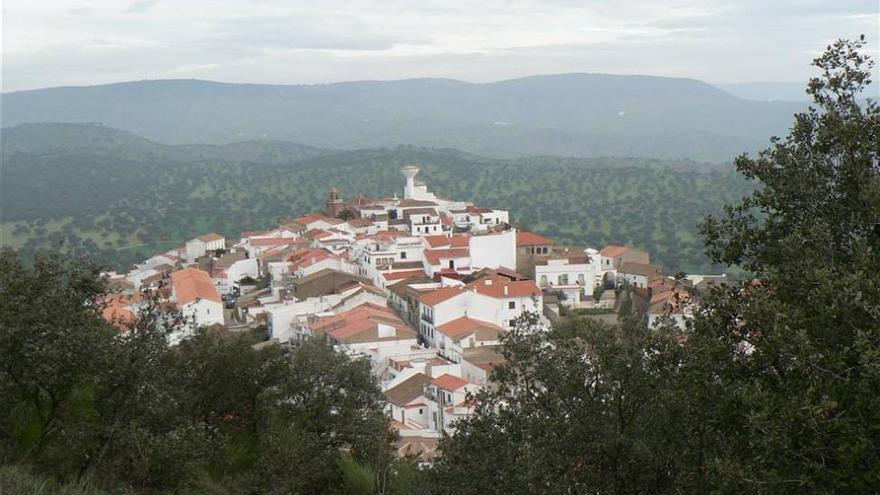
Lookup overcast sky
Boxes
[2,0,878,92]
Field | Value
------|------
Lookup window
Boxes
[419,408,423,414]
[558,274,569,285]
[449,260,455,269]
[540,275,548,286]
[509,319,516,327]
[508,301,515,309]
[578,274,585,285]
[400,251,407,259]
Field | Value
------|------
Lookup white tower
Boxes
[402,165,419,199]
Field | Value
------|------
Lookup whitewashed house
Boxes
[170,268,224,341]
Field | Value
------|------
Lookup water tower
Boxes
[401,165,419,199]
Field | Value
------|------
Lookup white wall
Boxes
[181,299,224,331]
[469,229,516,270]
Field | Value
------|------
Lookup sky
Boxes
[2,0,878,92]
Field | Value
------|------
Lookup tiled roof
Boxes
[618,261,657,277]
[466,276,541,299]
[437,316,503,339]
[423,248,470,266]
[383,373,431,407]
[431,374,469,391]
[295,213,344,226]
[383,270,428,282]
[398,199,438,207]
[516,231,554,247]
[419,286,466,306]
[197,233,224,242]
[171,268,221,305]
[462,345,505,370]
[599,245,629,257]
[250,237,298,247]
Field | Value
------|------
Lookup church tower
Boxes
[325,187,343,217]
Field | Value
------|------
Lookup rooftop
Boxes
[171,268,221,305]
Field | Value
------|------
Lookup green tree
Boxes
[687,36,880,493]
[429,314,687,494]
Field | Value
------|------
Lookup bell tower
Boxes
[325,187,343,217]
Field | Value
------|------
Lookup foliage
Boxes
[429,38,880,494]
[429,314,687,494]
[0,248,412,494]
[0,128,748,274]
[687,36,880,493]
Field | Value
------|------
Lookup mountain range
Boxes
[1,74,805,162]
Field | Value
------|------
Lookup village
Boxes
[102,165,727,459]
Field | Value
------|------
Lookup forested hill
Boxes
[1,122,331,163]
[0,123,751,274]
[2,74,802,162]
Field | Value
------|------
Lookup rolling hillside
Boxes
[0,123,753,274]
[1,74,803,162]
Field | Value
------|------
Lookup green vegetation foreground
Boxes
[1,39,878,494]
[430,37,880,494]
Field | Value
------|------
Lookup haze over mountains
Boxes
[2,73,804,162]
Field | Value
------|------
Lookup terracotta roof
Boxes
[423,235,450,248]
[618,261,657,277]
[437,316,503,339]
[171,268,221,305]
[431,374,469,391]
[599,245,629,257]
[101,293,143,329]
[295,213,343,226]
[250,237,297,247]
[305,228,332,239]
[403,207,439,217]
[449,235,470,248]
[419,286,466,306]
[347,218,374,227]
[323,306,416,342]
[197,233,224,242]
[398,199,438,207]
[383,373,431,407]
[423,234,469,249]
[466,275,541,299]
[383,270,428,282]
[517,231,554,247]
[423,248,470,266]
[391,261,424,270]
[240,230,268,239]
[462,345,505,371]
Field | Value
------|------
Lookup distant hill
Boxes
[1,75,803,162]
[1,123,751,274]
[715,81,811,102]
[1,122,331,163]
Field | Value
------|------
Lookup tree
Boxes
[338,208,356,221]
[0,248,407,494]
[430,37,880,494]
[429,314,688,495]
[686,36,880,493]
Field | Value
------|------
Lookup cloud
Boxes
[2,0,878,91]
[126,0,157,13]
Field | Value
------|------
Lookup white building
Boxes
[170,268,224,341]
[185,233,225,263]
[535,248,600,307]
[418,275,542,356]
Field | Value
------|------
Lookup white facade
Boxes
[177,298,224,337]
[469,229,516,271]
[535,257,597,307]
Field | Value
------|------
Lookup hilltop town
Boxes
[103,165,727,458]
